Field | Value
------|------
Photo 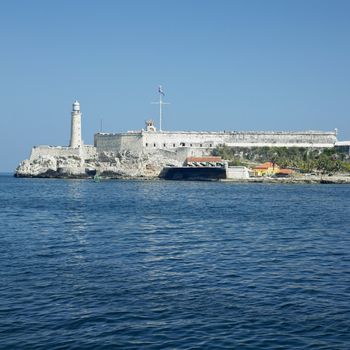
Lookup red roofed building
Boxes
[186,156,222,163]
[253,162,280,176]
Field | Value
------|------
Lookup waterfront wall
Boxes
[226,166,250,179]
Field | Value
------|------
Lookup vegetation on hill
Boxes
[212,146,350,173]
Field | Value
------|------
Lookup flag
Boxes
[158,85,165,96]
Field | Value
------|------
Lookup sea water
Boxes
[0,175,349,349]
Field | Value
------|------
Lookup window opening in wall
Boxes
[173,144,176,147]
[200,144,203,147]
[163,144,166,147]
[180,142,185,147]
[154,143,156,147]
[146,143,148,147]
[190,144,193,147]
[210,144,212,147]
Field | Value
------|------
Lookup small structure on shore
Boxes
[253,162,280,177]
[186,156,224,167]
[226,166,250,180]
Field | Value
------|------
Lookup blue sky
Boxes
[1,0,350,171]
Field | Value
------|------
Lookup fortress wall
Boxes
[224,132,336,145]
[94,132,211,163]
[154,147,210,163]
[225,142,334,148]
[30,145,96,160]
[141,130,337,150]
[30,146,81,159]
[82,145,97,159]
[155,148,190,163]
[94,130,337,158]
[142,132,222,149]
[94,133,143,154]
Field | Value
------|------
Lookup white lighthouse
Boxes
[69,100,83,148]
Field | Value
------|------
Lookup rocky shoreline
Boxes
[14,169,350,184]
[221,174,350,184]
[14,151,182,180]
[15,150,350,184]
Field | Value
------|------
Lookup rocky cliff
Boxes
[15,150,183,179]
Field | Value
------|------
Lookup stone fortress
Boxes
[16,100,349,178]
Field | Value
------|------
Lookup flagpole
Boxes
[151,85,169,132]
[159,90,162,132]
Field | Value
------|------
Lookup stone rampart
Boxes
[155,147,208,163]
[94,130,337,156]
[82,145,97,159]
[94,133,143,154]
[30,145,96,160]
[30,146,81,159]
[141,130,337,148]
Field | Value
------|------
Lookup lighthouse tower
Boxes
[69,100,83,148]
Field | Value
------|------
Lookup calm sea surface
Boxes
[0,175,349,349]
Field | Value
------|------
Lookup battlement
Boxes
[29,145,96,160]
[94,129,337,157]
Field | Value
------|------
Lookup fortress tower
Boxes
[69,100,83,148]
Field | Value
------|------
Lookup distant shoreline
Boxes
[6,173,350,184]
[221,174,350,184]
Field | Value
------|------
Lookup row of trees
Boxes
[212,146,350,174]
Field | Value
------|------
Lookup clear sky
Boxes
[1,0,350,172]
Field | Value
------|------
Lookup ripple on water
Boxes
[0,178,350,349]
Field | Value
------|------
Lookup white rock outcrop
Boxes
[15,149,183,179]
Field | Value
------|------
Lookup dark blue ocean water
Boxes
[0,175,350,349]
